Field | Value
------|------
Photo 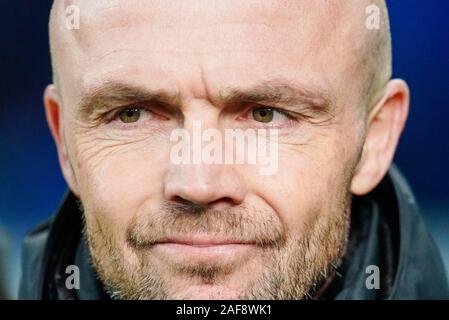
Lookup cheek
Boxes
[248,136,356,235]
[73,136,171,230]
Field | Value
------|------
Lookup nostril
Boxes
[208,197,237,210]
[171,196,197,207]
[172,195,185,203]
[171,195,237,211]
[210,197,235,206]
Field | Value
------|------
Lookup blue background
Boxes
[0,1,448,298]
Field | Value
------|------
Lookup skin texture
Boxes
[44,0,409,299]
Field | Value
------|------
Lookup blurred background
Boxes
[0,1,448,299]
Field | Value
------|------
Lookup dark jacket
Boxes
[19,166,449,300]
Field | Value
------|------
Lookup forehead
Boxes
[53,0,368,102]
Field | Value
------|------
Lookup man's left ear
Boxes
[350,79,410,196]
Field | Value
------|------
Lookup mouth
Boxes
[155,235,255,247]
[150,235,258,265]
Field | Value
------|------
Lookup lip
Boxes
[154,236,255,246]
[150,236,257,264]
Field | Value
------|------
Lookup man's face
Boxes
[53,0,372,299]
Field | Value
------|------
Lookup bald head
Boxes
[48,0,391,112]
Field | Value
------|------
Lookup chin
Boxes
[167,284,246,300]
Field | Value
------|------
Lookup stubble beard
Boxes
[82,189,351,300]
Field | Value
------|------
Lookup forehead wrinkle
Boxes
[77,81,182,121]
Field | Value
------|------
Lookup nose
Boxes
[163,101,248,209]
[164,162,246,209]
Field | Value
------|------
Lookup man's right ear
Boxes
[44,84,80,196]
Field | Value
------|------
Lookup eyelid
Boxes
[101,104,155,123]
[246,105,298,121]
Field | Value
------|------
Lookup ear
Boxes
[44,84,80,196]
[350,79,410,195]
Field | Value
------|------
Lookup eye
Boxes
[109,105,168,127]
[251,107,291,124]
[252,107,274,123]
[117,108,142,123]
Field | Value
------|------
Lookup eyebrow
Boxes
[219,80,334,117]
[78,82,182,121]
[78,79,334,121]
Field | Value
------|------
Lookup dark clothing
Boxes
[19,166,449,299]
